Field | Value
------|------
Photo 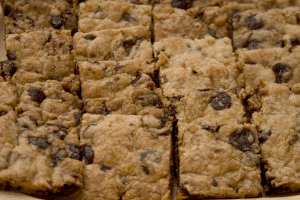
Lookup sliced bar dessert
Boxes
[3,0,79,34]
[79,0,152,33]
[76,114,172,200]
[73,26,152,62]
[0,80,84,195]
[154,35,262,198]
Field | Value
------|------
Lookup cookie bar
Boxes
[73,26,152,62]
[177,121,262,198]
[232,7,300,50]
[10,53,75,84]
[238,47,300,89]
[252,83,300,195]
[3,0,78,34]
[79,0,152,33]
[154,36,244,122]
[76,114,172,200]
[0,82,18,107]
[153,2,256,41]
[5,30,73,61]
[79,59,167,117]
[0,80,85,195]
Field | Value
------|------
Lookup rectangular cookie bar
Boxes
[76,114,172,200]
[79,59,167,117]
[154,36,245,123]
[237,47,300,89]
[79,0,152,33]
[177,121,262,199]
[3,0,78,34]
[153,2,257,41]
[6,30,73,60]
[232,7,300,50]
[252,83,300,195]
[0,80,84,195]
[73,26,152,62]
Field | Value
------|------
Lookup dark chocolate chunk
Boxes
[166,104,176,116]
[45,35,52,44]
[272,63,293,83]
[123,40,137,56]
[229,129,255,152]
[202,125,221,132]
[101,166,112,172]
[131,73,142,85]
[28,137,51,150]
[69,144,81,160]
[198,88,213,92]
[245,14,265,30]
[290,38,300,47]
[208,29,218,39]
[279,40,285,48]
[171,0,193,10]
[258,130,271,144]
[51,16,64,29]
[71,29,78,36]
[166,96,183,102]
[0,110,8,116]
[51,132,65,140]
[80,145,94,164]
[122,12,136,22]
[74,112,81,126]
[1,60,16,78]
[194,12,204,20]
[210,92,231,111]
[51,151,66,165]
[141,164,150,175]
[28,88,47,104]
[247,40,259,50]
[212,179,218,187]
[6,53,16,61]
[4,5,12,16]
[84,35,96,40]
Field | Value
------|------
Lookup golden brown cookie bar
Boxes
[5,30,73,60]
[79,0,152,33]
[238,47,300,88]
[73,26,152,62]
[76,114,172,200]
[153,2,256,41]
[252,83,300,195]
[177,121,262,199]
[3,0,79,34]
[232,7,300,50]
[79,59,167,117]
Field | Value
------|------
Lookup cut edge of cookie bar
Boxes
[73,26,152,62]
[76,113,172,200]
[79,0,152,33]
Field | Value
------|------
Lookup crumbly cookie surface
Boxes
[4,0,78,34]
[79,0,152,33]
[76,114,172,200]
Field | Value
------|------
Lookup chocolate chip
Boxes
[247,40,259,50]
[4,5,12,16]
[166,104,176,116]
[69,144,81,160]
[101,166,111,172]
[1,60,16,78]
[210,92,231,111]
[28,88,47,104]
[122,12,136,22]
[213,179,218,187]
[141,164,150,175]
[6,53,16,61]
[198,88,213,92]
[74,113,81,126]
[149,69,160,88]
[99,105,109,116]
[51,16,64,29]
[80,145,94,164]
[84,35,96,40]
[194,12,204,20]
[166,96,183,102]
[28,137,51,150]
[208,29,218,39]
[171,0,193,10]
[245,14,265,30]
[202,125,221,132]
[51,151,66,165]
[0,110,8,116]
[45,35,52,45]
[123,40,137,56]
[71,29,78,36]
[131,73,142,85]
[229,129,255,152]
[51,132,65,140]
[272,63,293,83]
[258,130,271,144]
[291,38,300,47]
